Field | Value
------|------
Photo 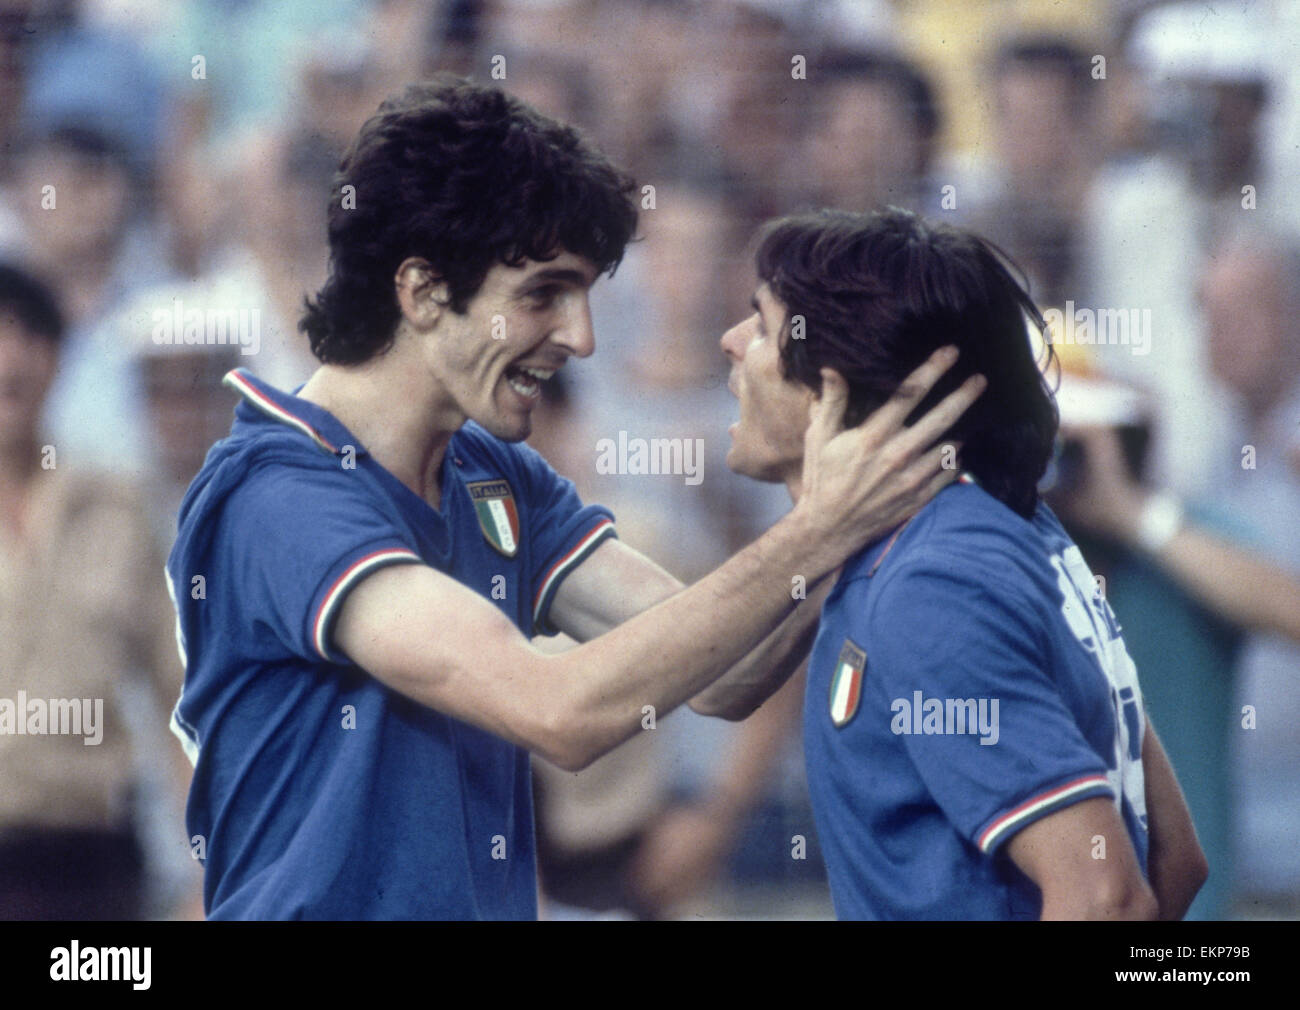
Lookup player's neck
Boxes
[298,362,457,506]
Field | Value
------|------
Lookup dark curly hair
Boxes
[756,207,1058,519]
[301,76,639,365]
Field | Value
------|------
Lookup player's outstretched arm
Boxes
[685,571,830,720]
[332,504,830,772]
[548,348,985,722]
[335,350,984,771]
[1141,722,1209,920]
[540,533,829,721]
[1005,797,1159,920]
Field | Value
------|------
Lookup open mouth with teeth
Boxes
[504,364,556,400]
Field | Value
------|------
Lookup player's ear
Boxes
[394,258,450,329]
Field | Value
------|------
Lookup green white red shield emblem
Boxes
[829,639,866,728]
[467,479,520,558]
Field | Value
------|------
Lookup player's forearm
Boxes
[689,575,828,720]
[1141,724,1209,920]
[1106,494,1300,644]
[1009,797,1161,922]
[1039,881,1159,921]
[1148,527,1300,644]
[1147,839,1209,921]
[338,510,838,771]
[553,541,827,722]
[547,509,838,768]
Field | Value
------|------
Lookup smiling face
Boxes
[720,283,815,487]
[414,250,599,442]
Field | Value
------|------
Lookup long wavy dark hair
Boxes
[756,207,1058,518]
[301,75,639,365]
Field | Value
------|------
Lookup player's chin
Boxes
[479,412,532,442]
[725,439,765,482]
[479,388,537,441]
[728,437,792,485]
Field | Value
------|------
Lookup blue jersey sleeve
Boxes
[506,440,617,635]
[221,458,423,664]
[863,554,1115,857]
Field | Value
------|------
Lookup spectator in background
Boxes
[151,0,369,276]
[117,281,244,542]
[807,47,942,216]
[1199,223,1300,917]
[970,35,1101,310]
[148,0,366,150]
[190,127,340,392]
[2,25,174,471]
[0,0,35,191]
[708,0,809,223]
[1082,1,1271,501]
[125,293,241,918]
[492,0,696,176]
[0,261,195,919]
[498,48,598,138]
[597,0,817,232]
[164,25,414,392]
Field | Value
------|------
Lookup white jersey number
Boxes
[1051,546,1147,831]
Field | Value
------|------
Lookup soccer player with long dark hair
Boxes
[696,208,1207,920]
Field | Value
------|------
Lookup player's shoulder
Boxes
[915,479,1044,548]
[214,368,358,477]
[217,420,348,495]
[841,482,1055,618]
[859,482,1039,577]
[175,411,356,546]
[824,485,1066,665]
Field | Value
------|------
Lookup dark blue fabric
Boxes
[805,481,1149,920]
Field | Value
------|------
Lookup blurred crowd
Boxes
[0,0,1297,920]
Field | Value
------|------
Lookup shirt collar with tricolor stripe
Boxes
[223,368,368,459]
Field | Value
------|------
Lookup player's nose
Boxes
[553,295,596,359]
[720,319,748,362]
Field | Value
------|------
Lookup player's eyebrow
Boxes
[516,266,594,290]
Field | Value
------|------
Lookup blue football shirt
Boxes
[805,479,1149,920]
[166,369,616,919]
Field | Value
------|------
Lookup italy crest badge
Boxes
[467,479,520,558]
[829,639,866,728]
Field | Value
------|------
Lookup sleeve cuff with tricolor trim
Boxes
[974,773,1115,855]
[309,544,424,663]
[532,518,617,636]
